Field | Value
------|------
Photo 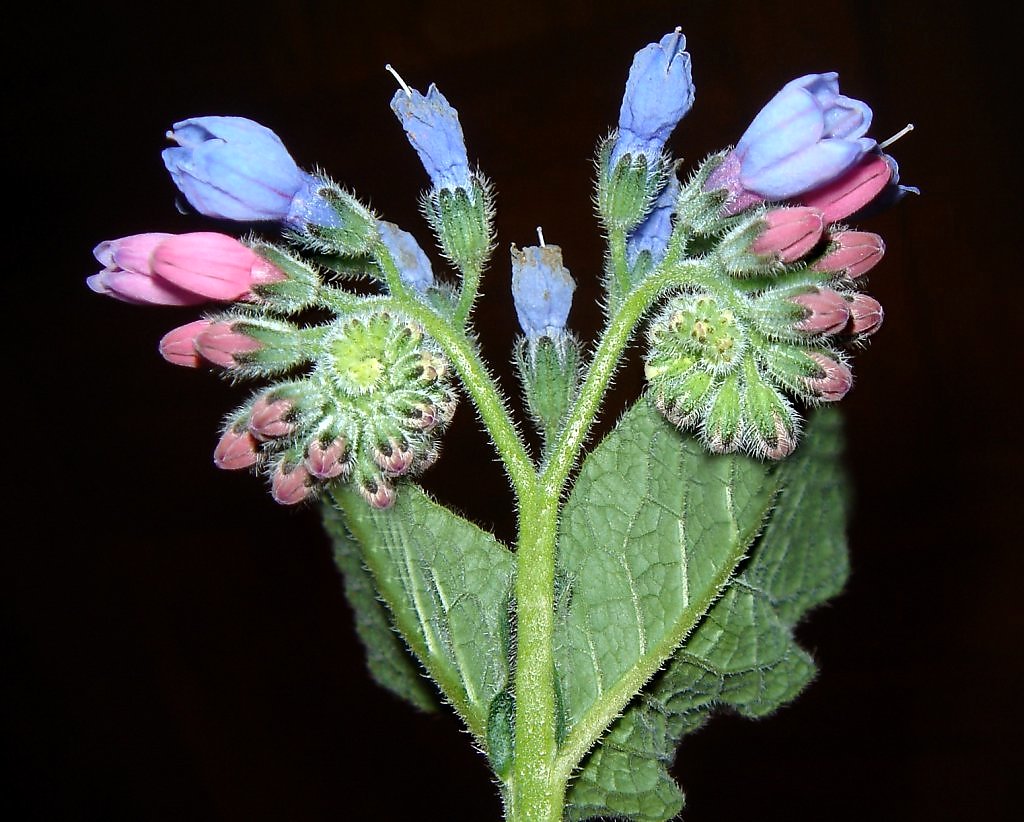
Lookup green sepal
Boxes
[322,501,441,712]
[247,241,322,313]
[514,334,581,454]
[298,178,378,257]
[215,312,325,379]
[673,152,732,236]
[423,175,494,274]
[596,136,668,232]
[702,370,744,452]
[326,483,515,743]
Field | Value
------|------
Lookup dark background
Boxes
[7,1,1019,820]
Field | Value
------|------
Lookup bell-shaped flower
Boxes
[610,29,695,169]
[511,244,575,340]
[164,116,313,222]
[707,73,875,211]
[390,77,472,192]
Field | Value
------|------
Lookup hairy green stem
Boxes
[454,262,482,328]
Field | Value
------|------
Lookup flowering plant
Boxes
[89,26,913,822]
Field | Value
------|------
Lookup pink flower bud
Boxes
[791,289,851,335]
[194,321,263,368]
[812,231,885,280]
[846,293,884,337]
[249,394,295,440]
[759,416,797,461]
[88,233,207,306]
[271,463,312,505]
[305,438,349,480]
[799,153,892,223]
[213,428,260,470]
[359,477,396,510]
[158,319,211,367]
[374,438,415,476]
[750,207,825,263]
[406,403,439,432]
[151,232,275,301]
[804,352,853,401]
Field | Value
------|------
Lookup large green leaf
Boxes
[323,502,439,713]
[327,485,515,744]
[564,407,849,821]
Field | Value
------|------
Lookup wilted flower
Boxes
[511,243,575,339]
[377,221,435,292]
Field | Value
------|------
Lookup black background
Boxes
[7,1,1019,820]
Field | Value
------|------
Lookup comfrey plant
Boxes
[88,28,915,822]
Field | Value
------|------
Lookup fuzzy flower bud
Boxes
[271,462,313,505]
[159,319,211,367]
[846,293,884,338]
[813,230,886,280]
[248,395,295,440]
[706,73,875,212]
[511,244,576,340]
[610,29,695,169]
[305,438,349,480]
[804,352,853,401]
[750,207,825,263]
[213,427,260,470]
[378,221,435,292]
[390,78,471,192]
[791,288,851,335]
[193,321,264,368]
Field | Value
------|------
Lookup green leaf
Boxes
[554,398,780,759]
[564,407,849,821]
[322,502,439,713]
[326,484,515,747]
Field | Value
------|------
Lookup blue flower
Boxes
[378,221,435,292]
[626,174,681,267]
[162,116,308,221]
[390,82,472,191]
[733,73,875,202]
[610,30,695,168]
[511,245,575,339]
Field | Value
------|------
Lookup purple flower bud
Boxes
[511,244,575,340]
[390,79,471,192]
[377,221,435,292]
[804,352,853,401]
[626,174,681,267]
[611,29,695,168]
[163,116,312,222]
[847,153,920,220]
[707,73,875,210]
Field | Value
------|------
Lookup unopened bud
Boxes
[846,294,884,338]
[791,288,851,335]
[249,394,295,440]
[359,476,396,510]
[305,438,349,480]
[271,462,312,505]
[813,231,885,280]
[750,207,825,263]
[213,427,260,470]
[804,352,853,401]
[159,319,210,367]
[374,437,415,476]
[195,321,263,368]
